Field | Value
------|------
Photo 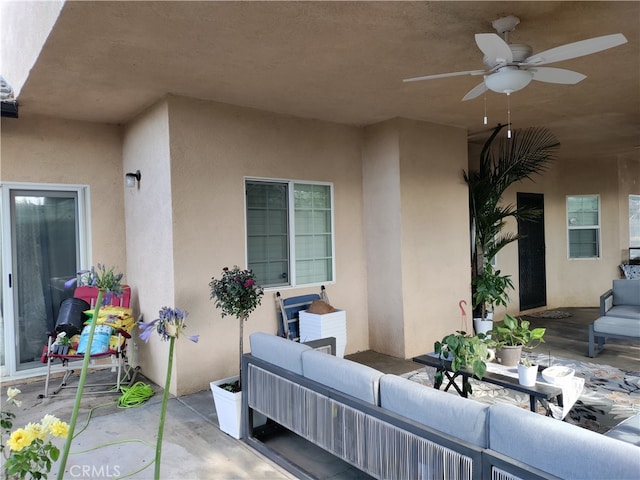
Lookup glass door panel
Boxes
[10,190,80,370]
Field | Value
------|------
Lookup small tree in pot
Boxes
[210,266,264,391]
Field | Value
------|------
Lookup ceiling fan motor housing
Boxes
[483,43,533,68]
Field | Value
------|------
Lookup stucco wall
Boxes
[0,114,125,269]
[164,96,367,394]
[362,119,470,358]
[362,121,404,356]
[398,119,470,358]
[122,100,174,391]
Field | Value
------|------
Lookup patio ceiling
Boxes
[14,1,640,161]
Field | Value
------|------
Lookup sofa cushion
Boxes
[301,349,383,405]
[379,374,489,447]
[612,279,640,306]
[606,305,640,321]
[488,403,640,479]
[594,316,640,337]
[605,413,640,446]
[249,332,311,375]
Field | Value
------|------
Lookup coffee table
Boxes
[412,353,564,415]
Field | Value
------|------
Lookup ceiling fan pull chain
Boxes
[483,94,488,125]
[507,92,512,138]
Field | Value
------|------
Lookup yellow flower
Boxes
[7,386,22,407]
[50,419,69,439]
[24,422,46,441]
[7,428,34,451]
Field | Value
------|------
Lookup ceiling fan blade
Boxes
[403,69,486,83]
[475,33,513,63]
[524,33,627,66]
[530,67,586,84]
[462,82,488,101]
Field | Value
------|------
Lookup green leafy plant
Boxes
[472,263,514,320]
[434,331,489,394]
[209,266,264,391]
[488,314,546,350]
[2,389,69,480]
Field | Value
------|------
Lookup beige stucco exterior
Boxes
[1,113,126,270]
[2,94,639,395]
[2,2,639,395]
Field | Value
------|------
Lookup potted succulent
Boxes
[487,314,546,367]
[209,266,264,439]
[471,263,514,335]
[517,356,538,386]
[51,331,72,355]
[434,331,490,395]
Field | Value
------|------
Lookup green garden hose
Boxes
[117,381,155,408]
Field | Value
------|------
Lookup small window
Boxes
[567,195,600,259]
[246,179,334,287]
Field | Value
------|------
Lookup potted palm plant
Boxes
[209,266,264,439]
[487,314,546,367]
[465,125,559,330]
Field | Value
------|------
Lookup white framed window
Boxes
[246,178,334,288]
[567,195,600,259]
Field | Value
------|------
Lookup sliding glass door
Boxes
[1,184,89,374]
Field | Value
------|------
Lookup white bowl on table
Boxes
[541,366,575,385]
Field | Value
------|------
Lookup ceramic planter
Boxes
[518,363,538,386]
[473,318,493,336]
[210,375,266,439]
[495,345,522,366]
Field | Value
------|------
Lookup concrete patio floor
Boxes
[1,372,299,479]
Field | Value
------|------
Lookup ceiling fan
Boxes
[403,16,628,101]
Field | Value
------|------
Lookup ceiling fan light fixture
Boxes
[485,68,533,94]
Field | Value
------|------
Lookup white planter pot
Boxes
[299,309,347,358]
[518,364,538,387]
[210,375,266,439]
[473,318,493,336]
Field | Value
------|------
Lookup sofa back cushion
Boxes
[249,332,311,375]
[613,279,640,306]
[301,349,383,405]
[379,374,489,447]
[489,403,640,479]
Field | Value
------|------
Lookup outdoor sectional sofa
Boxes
[242,332,639,480]
[589,278,640,357]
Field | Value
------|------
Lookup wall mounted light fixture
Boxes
[125,170,141,189]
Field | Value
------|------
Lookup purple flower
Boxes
[138,307,198,343]
[139,318,160,343]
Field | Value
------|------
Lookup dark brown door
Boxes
[517,193,547,310]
